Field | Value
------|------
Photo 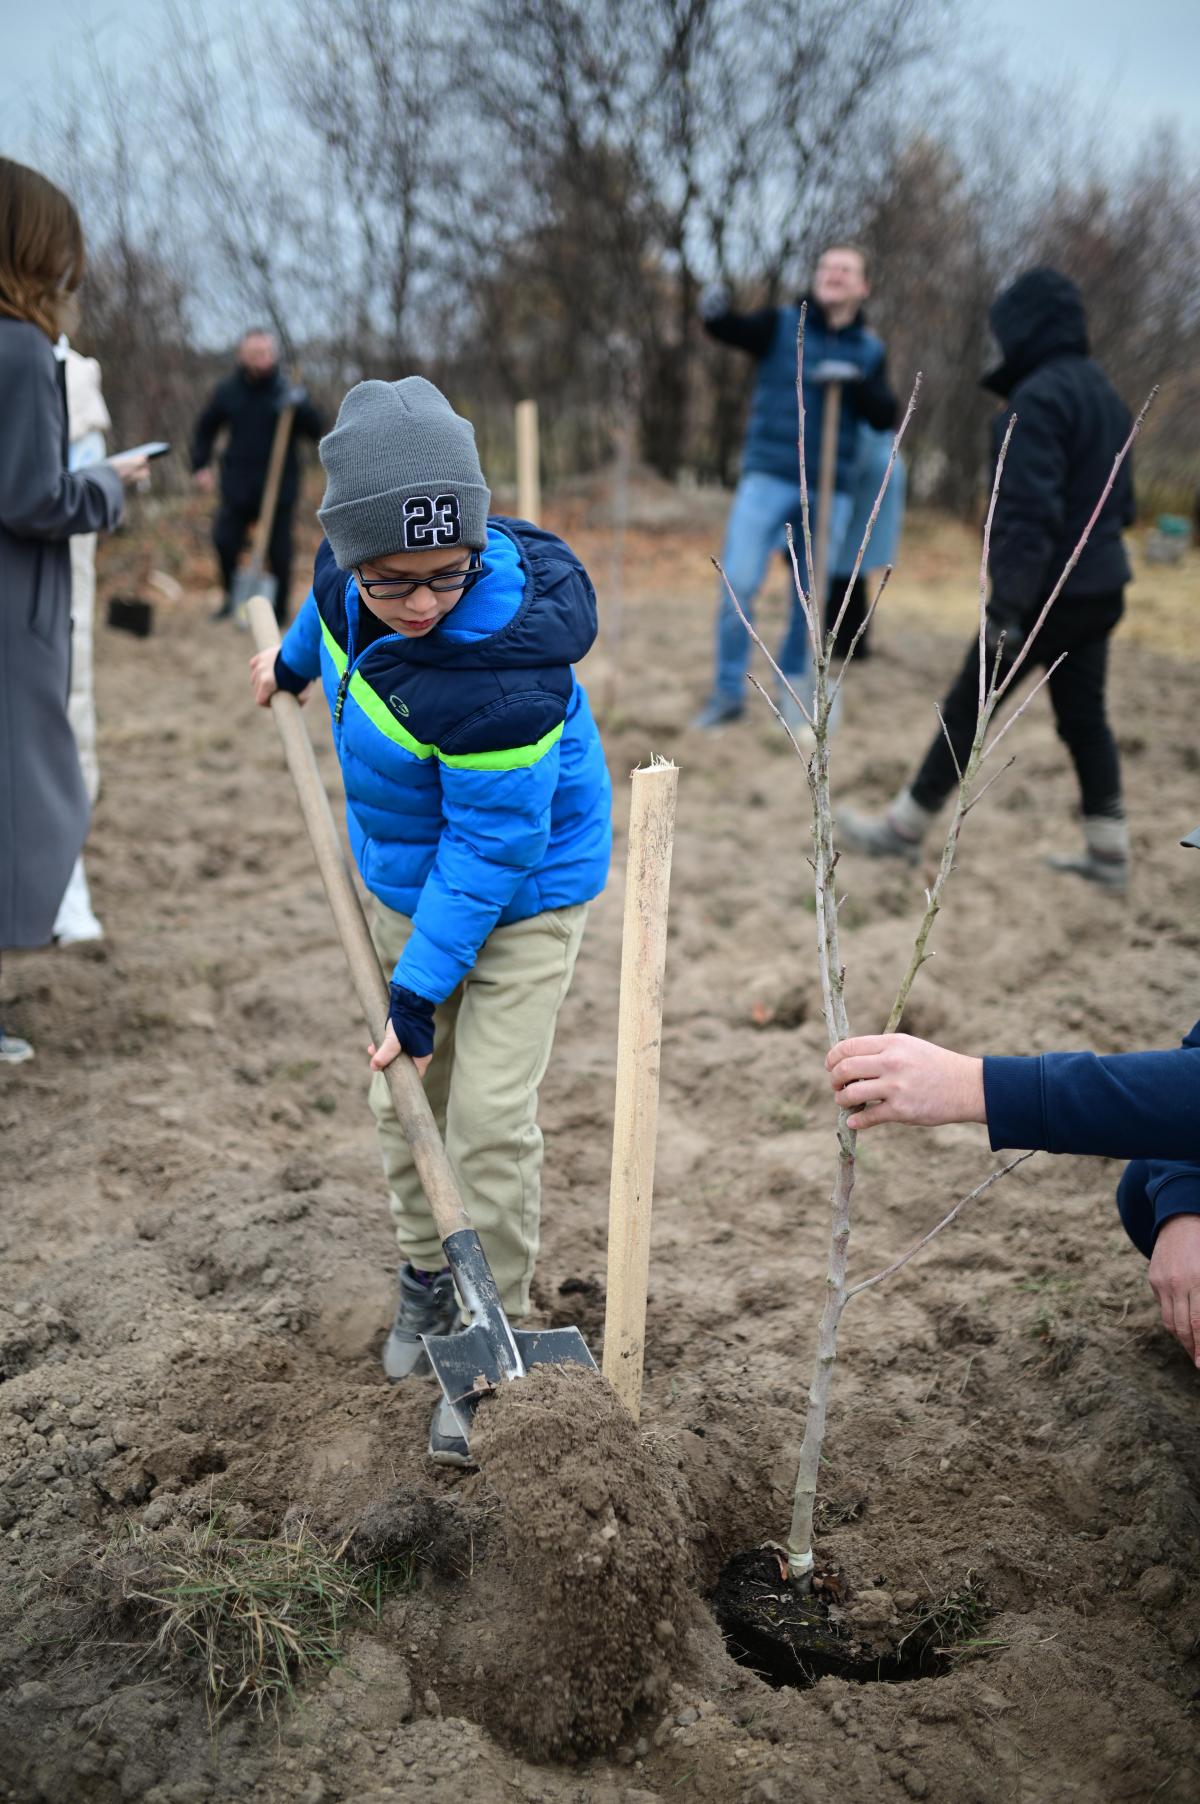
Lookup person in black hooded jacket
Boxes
[839,268,1136,888]
[190,328,323,624]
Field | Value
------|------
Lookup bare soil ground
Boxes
[2,486,1198,1804]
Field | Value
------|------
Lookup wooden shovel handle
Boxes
[249,402,296,571]
[247,594,471,1243]
[812,379,843,614]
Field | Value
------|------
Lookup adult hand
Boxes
[193,467,215,494]
[1148,1215,1200,1367]
[826,1033,987,1130]
[368,1021,431,1079]
[109,452,151,487]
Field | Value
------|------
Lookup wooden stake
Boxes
[602,758,679,1421]
[515,398,541,524]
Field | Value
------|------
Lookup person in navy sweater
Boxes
[824,827,1200,1367]
[693,243,898,731]
[249,377,612,1465]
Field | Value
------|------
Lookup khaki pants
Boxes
[369,901,588,1316]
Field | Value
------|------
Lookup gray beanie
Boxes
[317,376,491,568]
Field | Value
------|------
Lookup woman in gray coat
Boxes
[0,158,147,1061]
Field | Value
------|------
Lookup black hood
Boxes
[983,268,1089,397]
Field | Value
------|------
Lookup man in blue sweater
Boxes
[824,826,1200,1367]
[249,377,612,1465]
[694,244,898,731]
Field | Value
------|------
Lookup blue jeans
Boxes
[712,471,852,702]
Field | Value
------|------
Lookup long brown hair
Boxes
[0,159,85,341]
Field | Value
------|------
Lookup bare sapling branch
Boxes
[884,388,1154,1036]
[714,561,814,729]
[834,564,893,677]
[978,415,1017,717]
[794,310,817,608]
[844,1154,1034,1301]
[995,391,1155,702]
[732,358,1156,1595]
[828,377,922,663]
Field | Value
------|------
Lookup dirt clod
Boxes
[466,1363,692,1755]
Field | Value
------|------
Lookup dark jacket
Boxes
[190,366,323,510]
[983,269,1133,628]
[0,320,124,947]
[704,294,897,490]
[275,521,612,1004]
[984,1020,1200,1242]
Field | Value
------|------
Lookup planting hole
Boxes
[712,1549,995,1690]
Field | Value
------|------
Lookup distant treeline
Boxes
[40,0,1200,516]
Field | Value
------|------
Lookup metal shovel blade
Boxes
[232,567,276,616]
[423,1227,596,1441]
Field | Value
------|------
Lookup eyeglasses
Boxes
[355,551,483,603]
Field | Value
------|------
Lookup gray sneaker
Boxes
[0,1031,33,1065]
[1044,850,1129,891]
[1045,816,1129,891]
[690,694,744,730]
[837,804,924,863]
[382,1263,460,1381]
[428,1394,474,1469]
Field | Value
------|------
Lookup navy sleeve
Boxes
[984,1021,1200,1161]
[703,305,778,358]
[1145,1161,1200,1231]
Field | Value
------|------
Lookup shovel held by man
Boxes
[809,360,863,622]
[245,595,596,1446]
[230,385,304,620]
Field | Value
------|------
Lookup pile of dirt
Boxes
[449,1364,694,1756]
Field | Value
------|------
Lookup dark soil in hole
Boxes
[711,1548,958,1689]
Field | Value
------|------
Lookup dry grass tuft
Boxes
[99,1512,418,1720]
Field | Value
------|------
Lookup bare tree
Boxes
[721,314,1151,1586]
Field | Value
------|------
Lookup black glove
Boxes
[387,984,436,1059]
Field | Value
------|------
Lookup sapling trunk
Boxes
[720,309,1153,1592]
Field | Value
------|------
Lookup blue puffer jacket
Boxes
[277,519,612,1006]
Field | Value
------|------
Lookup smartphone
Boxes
[109,442,172,461]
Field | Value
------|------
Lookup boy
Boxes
[250,377,612,1464]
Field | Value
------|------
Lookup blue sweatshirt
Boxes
[984,1020,1200,1238]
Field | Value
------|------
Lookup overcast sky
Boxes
[3,0,1197,156]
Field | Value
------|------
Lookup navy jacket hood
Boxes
[983,268,1089,398]
[396,518,596,671]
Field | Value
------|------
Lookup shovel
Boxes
[809,359,862,619]
[231,388,300,619]
[246,595,596,1442]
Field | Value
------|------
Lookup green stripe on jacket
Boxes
[318,617,565,772]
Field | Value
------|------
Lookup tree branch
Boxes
[845,1154,1034,1301]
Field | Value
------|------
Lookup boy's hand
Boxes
[826,1034,987,1130]
[249,648,279,706]
[1149,1214,1200,1367]
[250,648,311,708]
[368,1023,431,1079]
